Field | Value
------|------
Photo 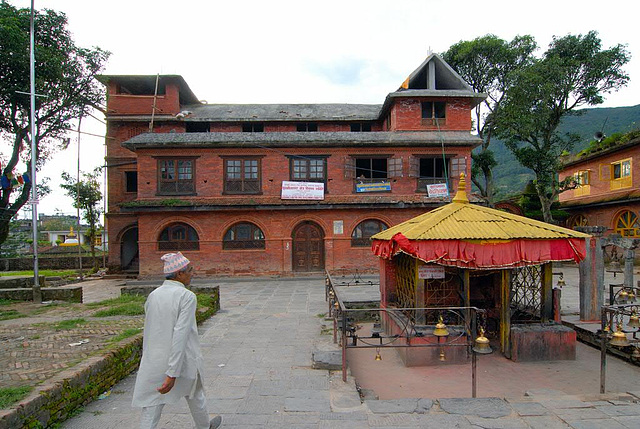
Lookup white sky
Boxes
[7,0,640,217]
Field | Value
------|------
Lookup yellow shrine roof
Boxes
[372,175,591,241]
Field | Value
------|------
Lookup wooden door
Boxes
[292,222,324,272]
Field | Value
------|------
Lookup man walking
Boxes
[132,252,222,429]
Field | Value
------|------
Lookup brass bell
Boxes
[439,350,446,361]
[433,316,449,337]
[619,289,629,304]
[628,312,640,329]
[628,290,636,303]
[632,346,640,360]
[374,347,382,361]
[556,277,566,288]
[609,324,630,347]
[333,301,339,309]
[473,327,492,354]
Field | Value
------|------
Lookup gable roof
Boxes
[401,53,473,92]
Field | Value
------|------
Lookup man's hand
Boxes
[157,376,176,394]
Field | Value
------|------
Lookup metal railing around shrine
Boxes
[326,271,489,398]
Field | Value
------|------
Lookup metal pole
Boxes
[102,140,107,269]
[600,308,607,394]
[472,350,477,398]
[29,0,41,304]
[76,116,83,278]
[342,309,347,382]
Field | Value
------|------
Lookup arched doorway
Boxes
[292,221,324,272]
[120,226,139,272]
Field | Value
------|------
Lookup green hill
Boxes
[486,104,640,198]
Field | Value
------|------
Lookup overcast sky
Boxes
[8,0,640,217]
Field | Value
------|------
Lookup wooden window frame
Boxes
[411,156,451,193]
[573,170,591,197]
[222,156,263,195]
[158,223,200,251]
[610,158,632,190]
[288,156,328,185]
[421,101,446,126]
[223,222,266,250]
[156,157,197,196]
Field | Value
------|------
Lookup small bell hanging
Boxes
[628,312,640,330]
[473,327,492,354]
[609,324,630,347]
[374,347,382,361]
[433,315,449,337]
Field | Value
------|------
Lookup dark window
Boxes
[297,123,318,132]
[420,157,447,178]
[350,123,372,132]
[223,222,265,250]
[417,157,450,192]
[290,157,326,183]
[158,158,195,195]
[186,122,210,132]
[421,102,446,119]
[224,158,261,194]
[125,171,138,193]
[242,123,264,132]
[158,223,199,251]
[351,220,388,247]
[355,158,387,179]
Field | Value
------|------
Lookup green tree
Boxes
[61,169,102,269]
[442,34,537,206]
[495,31,630,223]
[0,1,109,245]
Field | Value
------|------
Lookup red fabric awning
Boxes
[371,233,587,269]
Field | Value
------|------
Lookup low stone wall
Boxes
[0,292,219,429]
[0,286,82,302]
[0,276,45,289]
[0,256,107,271]
[510,323,576,362]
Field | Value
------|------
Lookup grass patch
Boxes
[93,303,144,317]
[196,293,213,308]
[0,385,33,408]
[109,328,142,343]
[86,295,146,308]
[0,269,78,278]
[0,309,26,321]
[0,299,16,306]
[54,318,87,330]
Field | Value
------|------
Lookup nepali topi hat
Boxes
[161,252,190,274]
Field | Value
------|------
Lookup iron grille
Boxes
[510,265,542,321]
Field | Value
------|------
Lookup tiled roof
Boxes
[183,103,382,121]
[122,131,482,150]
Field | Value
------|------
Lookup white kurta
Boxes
[132,280,204,407]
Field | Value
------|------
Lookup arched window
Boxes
[158,223,199,251]
[351,219,388,247]
[223,222,265,250]
[614,211,639,237]
[568,214,588,229]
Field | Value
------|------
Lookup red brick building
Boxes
[98,54,485,276]
[559,135,640,236]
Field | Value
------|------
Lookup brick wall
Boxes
[390,98,472,131]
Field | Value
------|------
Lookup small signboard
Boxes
[427,183,449,197]
[281,181,325,200]
[333,220,344,235]
[418,265,446,279]
[356,181,391,193]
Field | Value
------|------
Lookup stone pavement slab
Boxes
[57,276,640,429]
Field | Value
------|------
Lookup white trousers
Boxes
[139,379,209,429]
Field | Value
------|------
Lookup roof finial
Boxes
[452,173,469,204]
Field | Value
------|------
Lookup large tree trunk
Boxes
[535,183,554,224]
